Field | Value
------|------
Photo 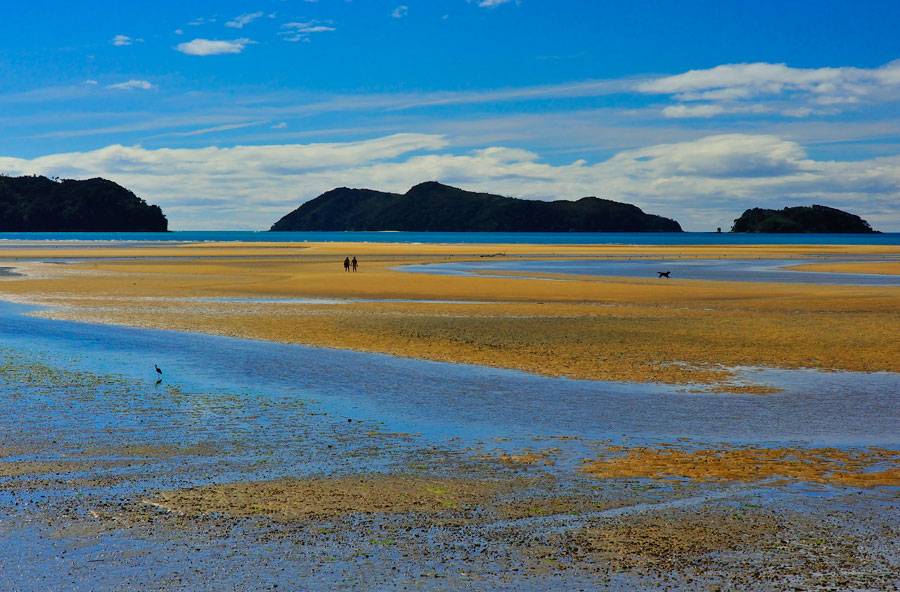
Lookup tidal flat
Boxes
[0,241,899,590]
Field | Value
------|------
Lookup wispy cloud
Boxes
[385,79,631,110]
[15,110,276,140]
[188,17,216,26]
[661,103,771,119]
[279,21,335,42]
[638,60,900,118]
[106,80,154,91]
[175,38,254,56]
[391,6,408,18]
[225,12,264,29]
[148,121,269,138]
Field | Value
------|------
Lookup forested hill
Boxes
[731,205,878,233]
[0,175,168,232]
[270,182,682,232]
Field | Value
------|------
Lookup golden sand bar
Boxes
[582,446,900,487]
[2,241,900,391]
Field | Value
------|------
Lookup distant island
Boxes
[270,182,682,232]
[0,175,167,232]
[731,205,878,234]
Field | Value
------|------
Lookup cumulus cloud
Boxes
[2,133,899,231]
[106,80,154,91]
[280,21,335,42]
[176,38,254,56]
[392,6,408,18]
[226,12,263,28]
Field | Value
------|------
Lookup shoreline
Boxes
[3,241,900,392]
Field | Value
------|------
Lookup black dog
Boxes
[657,271,671,278]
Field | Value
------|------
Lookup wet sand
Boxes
[2,241,900,391]
[2,241,900,590]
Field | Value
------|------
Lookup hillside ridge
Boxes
[270,182,682,232]
[0,175,167,232]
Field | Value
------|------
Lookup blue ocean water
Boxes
[2,230,900,245]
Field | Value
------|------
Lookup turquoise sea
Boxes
[2,230,900,245]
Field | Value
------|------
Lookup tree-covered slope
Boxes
[0,175,167,232]
[731,205,878,233]
[270,182,682,232]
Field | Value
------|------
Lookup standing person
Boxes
[343,257,350,272]
[351,256,358,272]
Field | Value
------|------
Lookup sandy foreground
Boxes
[2,240,900,391]
[2,240,900,590]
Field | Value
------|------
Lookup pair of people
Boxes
[343,256,358,272]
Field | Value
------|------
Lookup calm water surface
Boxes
[404,258,900,286]
[1,301,897,448]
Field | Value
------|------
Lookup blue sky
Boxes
[2,0,900,230]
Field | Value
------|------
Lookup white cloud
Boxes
[475,0,517,6]
[662,103,772,119]
[83,80,99,85]
[3,133,899,231]
[272,122,288,129]
[392,6,408,18]
[106,80,154,91]
[176,38,254,56]
[112,35,135,46]
[226,12,264,29]
[280,21,335,42]
[606,134,809,179]
[639,63,842,95]
[638,60,900,119]
[174,29,184,35]
[662,104,727,119]
[188,17,215,26]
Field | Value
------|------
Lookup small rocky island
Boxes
[731,205,878,233]
[271,182,682,232]
[0,175,167,232]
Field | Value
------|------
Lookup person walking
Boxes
[351,256,358,272]
[343,257,350,272]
